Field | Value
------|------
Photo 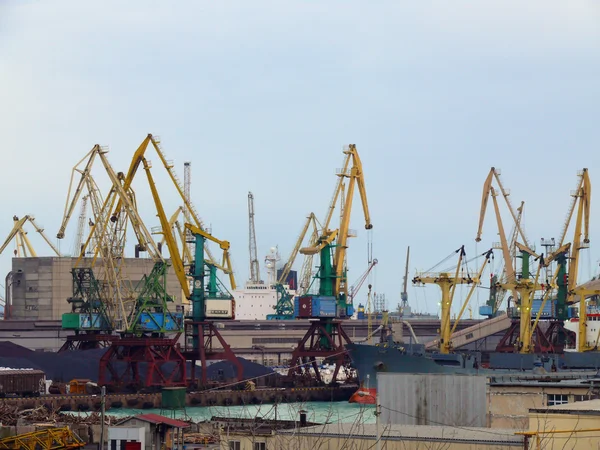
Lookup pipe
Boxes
[402,321,420,344]
[4,272,12,320]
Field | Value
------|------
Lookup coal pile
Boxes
[199,357,277,384]
[0,341,106,382]
[0,342,279,386]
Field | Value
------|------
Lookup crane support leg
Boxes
[183,321,244,388]
[495,321,555,353]
[286,319,353,386]
[99,336,187,391]
[544,321,576,353]
[58,333,118,353]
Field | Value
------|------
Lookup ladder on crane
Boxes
[0,427,85,450]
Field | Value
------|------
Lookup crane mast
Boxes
[73,195,89,256]
[401,246,410,309]
[248,192,261,283]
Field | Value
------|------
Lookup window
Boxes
[254,443,267,450]
[229,441,241,450]
[547,394,569,406]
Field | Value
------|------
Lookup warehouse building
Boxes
[5,257,184,321]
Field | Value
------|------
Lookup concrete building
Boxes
[5,257,184,321]
[487,375,600,429]
[222,423,525,450]
[115,414,189,450]
[525,398,600,449]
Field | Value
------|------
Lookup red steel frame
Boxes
[98,335,187,389]
[183,321,244,387]
[287,319,352,384]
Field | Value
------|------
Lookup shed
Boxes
[116,413,189,450]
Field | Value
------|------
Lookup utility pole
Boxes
[248,192,261,283]
[100,385,106,450]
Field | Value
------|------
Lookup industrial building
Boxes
[4,257,184,321]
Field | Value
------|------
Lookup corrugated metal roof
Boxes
[280,424,524,444]
[129,414,189,428]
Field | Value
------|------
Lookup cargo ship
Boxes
[347,301,600,404]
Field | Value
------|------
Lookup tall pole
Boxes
[100,385,106,450]
[375,389,381,450]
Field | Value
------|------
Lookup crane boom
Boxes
[278,213,317,285]
[248,192,260,283]
[566,168,590,294]
[57,147,99,239]
[142,157,190,299]
[28,216,61,256]
[333,145,372,300]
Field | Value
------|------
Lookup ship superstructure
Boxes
[234,247,296,320]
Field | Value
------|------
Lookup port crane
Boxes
[0,215,61,257]
[413,246,493,354]
[267,212,319,320]
[121,153,242,387]
[476,167,528,316]
[287,144,372,384]
[112,134,237,290]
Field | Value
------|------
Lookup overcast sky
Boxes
[1,1,599,317]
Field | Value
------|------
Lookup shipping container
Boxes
[205,299,234,319]
[0,369,45,397]
[138,312,183,331]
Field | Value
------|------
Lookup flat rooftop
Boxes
[531,398,600,415]
[279,423,524,445]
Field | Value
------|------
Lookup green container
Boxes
[161,387,186,409]
[62,313,80,330]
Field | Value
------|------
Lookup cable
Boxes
[378,405,519,437]
[197,349,350,393]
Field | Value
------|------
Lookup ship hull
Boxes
[345,342,559,404]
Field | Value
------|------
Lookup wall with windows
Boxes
[487,383,596,429]
[220,435,269,450]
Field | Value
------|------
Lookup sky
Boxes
[0,1,599,318]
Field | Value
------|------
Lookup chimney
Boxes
[299,410,307,427]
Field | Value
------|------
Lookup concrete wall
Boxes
[487,384,594,429]
[528,412,600,449]
[379,373,487,427]
[8,257,183,321]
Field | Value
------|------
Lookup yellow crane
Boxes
[559,168,591,295]
[570,286,600,352]
[413,246,490,354]
[0,215,61,257]
[476,167,528,314]
[112,134,236,290]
